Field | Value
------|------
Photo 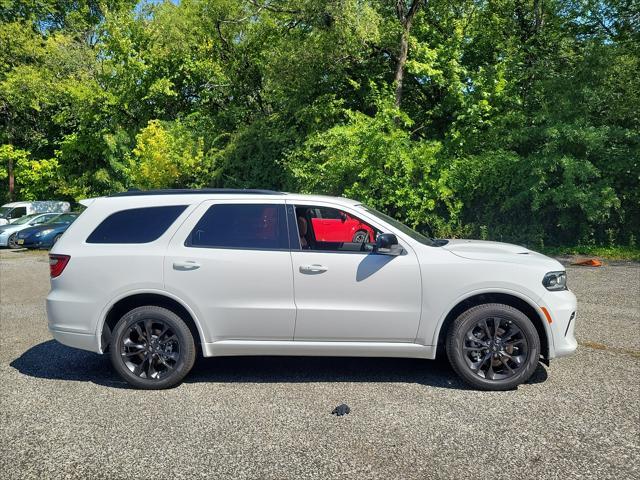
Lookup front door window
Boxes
[295,206,377,252]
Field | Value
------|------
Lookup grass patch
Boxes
[539,245,640,262]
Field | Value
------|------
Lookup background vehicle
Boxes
[0,201,71,225]
[308,207,375,243]
[46,189,577,391]
[16,213,78,249]
[0,213,63,248]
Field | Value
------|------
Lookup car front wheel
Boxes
[7,233,18,248]
[446,303,540,390]
[110,305,196,389]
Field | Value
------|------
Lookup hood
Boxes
[0,223,21,234]
[18,223,65,236]
[442,239,562,270]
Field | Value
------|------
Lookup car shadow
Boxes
[356,254,395,281]
[10,340,548,390]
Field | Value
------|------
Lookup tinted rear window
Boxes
[186,204,288,250]
[87,205,186,244]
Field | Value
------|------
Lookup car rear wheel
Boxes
[352,230,369,243]
[446,303,540,390]
[110,306,196,389]
[7,233,18,249]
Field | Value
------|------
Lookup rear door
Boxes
[164,199,296,343]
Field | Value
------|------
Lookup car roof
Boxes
[87,189,362,207]
[109,188,282,197]
[2,201,67,207]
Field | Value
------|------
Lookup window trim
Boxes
[183,203,291,252]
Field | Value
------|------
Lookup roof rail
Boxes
[108,188,283,197]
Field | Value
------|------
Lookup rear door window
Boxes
[87,205,187,244]
[186,204,289,250]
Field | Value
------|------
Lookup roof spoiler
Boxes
[78,198,99,207]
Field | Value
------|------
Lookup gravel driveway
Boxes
[0,249,638,479]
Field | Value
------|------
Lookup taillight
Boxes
[49,254,70,278]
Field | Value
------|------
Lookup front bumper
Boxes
[18,237,49,249]
[539,289,578,359]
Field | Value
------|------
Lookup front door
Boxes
[289,202,422,342]
[164,200,296,342]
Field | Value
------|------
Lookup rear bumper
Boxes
[540,289,578,359]
[49,327,101,352]
[47,292,101,353]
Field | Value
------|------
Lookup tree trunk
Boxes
[393,0,422,109]
[394,26,410,108]
[8,154,14,201]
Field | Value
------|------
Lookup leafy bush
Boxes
[286,103,460,236]
[0,145,59,201]
[450,151,620,246]
[128,120,208,190]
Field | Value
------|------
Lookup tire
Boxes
[7,233,18,249]
[352,230,369,243]
[110,306,196,389]
[446,303,540,391]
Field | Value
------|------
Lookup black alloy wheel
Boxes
[110,306,196,389]
[121,319,180,380]
[462,316,529,380]
[447,303,540,390]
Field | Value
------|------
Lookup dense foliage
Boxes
[1,0,638,246]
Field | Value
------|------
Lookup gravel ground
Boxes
[0,249,638,479]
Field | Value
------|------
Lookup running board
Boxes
[201,340,436,359]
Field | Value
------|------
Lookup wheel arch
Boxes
[434,291,551,362]
[99,291,205,355]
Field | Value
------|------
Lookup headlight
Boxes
[543,271,567,291]
[36,229,54,237]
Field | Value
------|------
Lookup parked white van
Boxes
[0,201,70,225]
[47,189,577,390]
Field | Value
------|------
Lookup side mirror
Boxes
[374,233,403,256]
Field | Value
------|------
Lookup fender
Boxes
[94,288,207,355]
[427,286,556,357]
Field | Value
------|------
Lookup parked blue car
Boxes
[15,213,79,249]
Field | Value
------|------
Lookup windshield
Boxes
[361,206,437,247]
[45,213,77,224]
[0,207,11,218]
[12,214,39,225]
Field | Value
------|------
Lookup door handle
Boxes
[173,260,201,271]
[299,264,328,274]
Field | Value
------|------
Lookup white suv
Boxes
[46,189,577,390]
